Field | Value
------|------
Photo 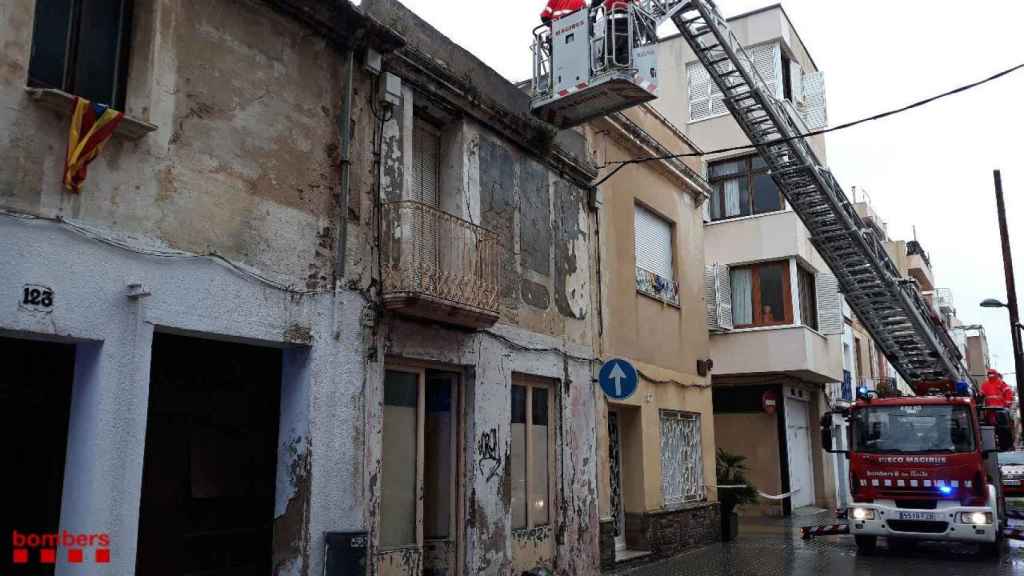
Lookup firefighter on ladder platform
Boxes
[540,0,587,24]
[982,369,1015,408]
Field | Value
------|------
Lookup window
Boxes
[798,267,818,331]
[28,0,134,109]
[511,377,553,530]
[381,368,458,548]
[852,404,975,454]
[634,204,679,305]
[660,411,704,506]
[412,119,441,207]
[730,261,792,328]
[381,370,418,547]
[687,42,781,123]
[708,156,785,221]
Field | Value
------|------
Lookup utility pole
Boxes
[994,170,1024,413]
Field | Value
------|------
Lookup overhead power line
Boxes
[595,61,1024,186]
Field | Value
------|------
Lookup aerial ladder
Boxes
[531,0,970,387]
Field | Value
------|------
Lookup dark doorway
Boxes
[136,333,282,576]
[1,336,76,576]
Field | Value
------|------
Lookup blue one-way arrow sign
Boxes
[599,359,638,400]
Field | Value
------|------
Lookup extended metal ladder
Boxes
[649,0,968,384]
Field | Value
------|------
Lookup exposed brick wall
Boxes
[624,512,649,551]
[645,502,721,559]
[599,503,720,572]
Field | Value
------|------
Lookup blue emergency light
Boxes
[939,485,954,496]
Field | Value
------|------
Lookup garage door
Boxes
[785,396,815,509]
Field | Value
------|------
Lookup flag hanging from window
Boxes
[63,97,124,193]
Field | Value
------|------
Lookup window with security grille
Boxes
[634,204,678,304]
[686,42,781,123]
[28,0,134,109]
[660,411,704,506]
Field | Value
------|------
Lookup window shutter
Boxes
[687,61,712,122]
[413,121,440,207]
[747,42,782,99]
[716,264,733,330]
[801,70,827,130]
[705,263,732,331]
[790,60,804,104]
[816,272,844,335]
[634,206,673,281]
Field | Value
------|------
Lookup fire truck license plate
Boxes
[898,512,938,521]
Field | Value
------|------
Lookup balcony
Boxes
[709,325,842,384]
[906,240,935,291]
[381,201,500,329]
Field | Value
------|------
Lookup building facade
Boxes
[1,0,611,575]
[586,105,719,569]
[654,4,844,515]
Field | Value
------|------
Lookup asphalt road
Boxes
[620,511,1024,576]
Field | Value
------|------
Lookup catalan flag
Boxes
[63,97,124,193]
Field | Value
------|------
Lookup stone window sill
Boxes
[26,87,157,140]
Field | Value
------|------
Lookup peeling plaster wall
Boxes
[375,320,600,576]
[1,0,344,290]
[0,216,369,576]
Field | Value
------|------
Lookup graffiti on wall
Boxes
[477,428,501,482]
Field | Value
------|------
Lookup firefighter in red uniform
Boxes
[540,0,587,24]
[981,369,1015,408]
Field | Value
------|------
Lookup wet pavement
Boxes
[621,508,1024,576]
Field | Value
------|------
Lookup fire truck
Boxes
[821,383,1009,555]
[527,0,1014,556]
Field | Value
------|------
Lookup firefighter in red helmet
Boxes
[981,368,1015,408]
[541,0,587,24]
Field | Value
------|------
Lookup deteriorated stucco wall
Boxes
[1,0,344,289]
[366,83,597,346]
[369,319,600,576]
[1,2,378,575]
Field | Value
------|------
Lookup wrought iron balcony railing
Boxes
[381,201,500,327]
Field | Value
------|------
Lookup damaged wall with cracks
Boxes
[3,0,614,573]
[1,0,345,291]
[350,0,604,574]
[0,0,381,575]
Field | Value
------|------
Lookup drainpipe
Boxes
[336,49,355,282]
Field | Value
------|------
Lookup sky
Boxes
[374,0,1024,378]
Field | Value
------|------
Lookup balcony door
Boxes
[412,120,442,291]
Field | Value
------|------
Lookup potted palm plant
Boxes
[716,449,758,542]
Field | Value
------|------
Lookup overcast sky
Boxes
[381,0,1024,379]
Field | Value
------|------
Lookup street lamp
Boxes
[981,300,1024,332]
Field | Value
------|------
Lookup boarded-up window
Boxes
[511,377,554,530]
[660,411,704,506]
[424,375,455,540]
[381,370,418,547]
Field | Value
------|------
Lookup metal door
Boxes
[785,397,815,509]
[607,410,625,551]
